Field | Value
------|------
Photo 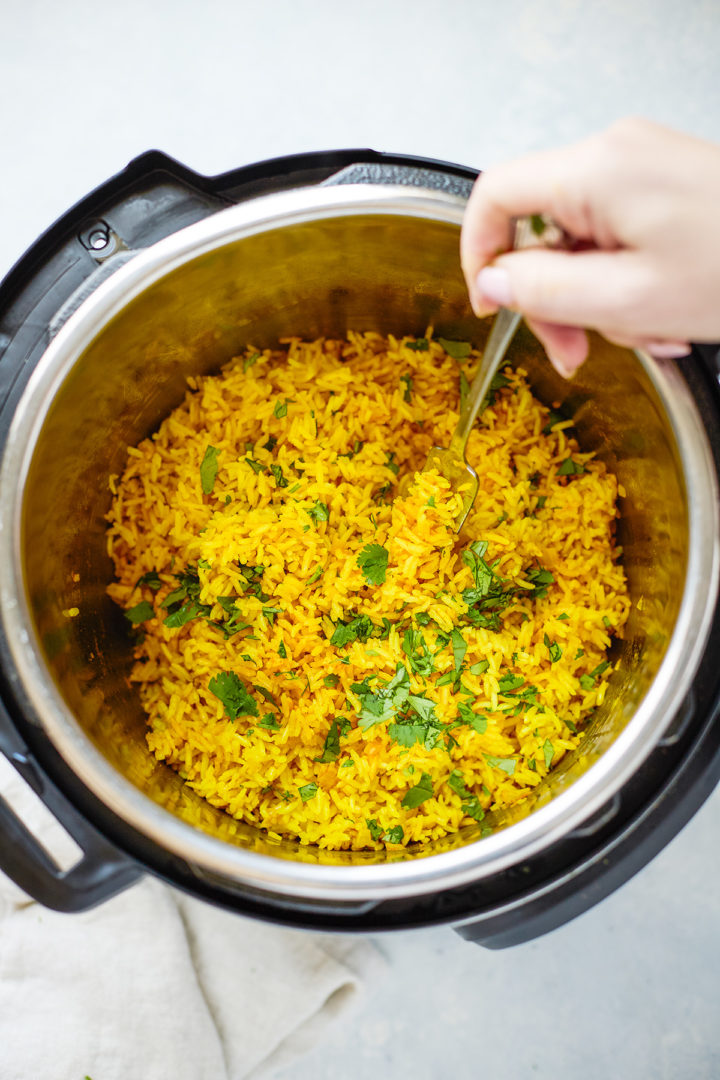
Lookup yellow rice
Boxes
[106,331,630,850]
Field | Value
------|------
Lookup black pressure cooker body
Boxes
[1,150,719,947]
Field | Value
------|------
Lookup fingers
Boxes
[473,247,656,333]
[460,138,603,308]
[524,319,589,378]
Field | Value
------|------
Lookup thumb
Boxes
[474,248,654,334]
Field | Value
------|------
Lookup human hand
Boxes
[460,117,720,377]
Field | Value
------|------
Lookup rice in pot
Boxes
[106,332,630,850]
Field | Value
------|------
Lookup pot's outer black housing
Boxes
[1,150,720,946]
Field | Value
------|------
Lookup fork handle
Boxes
[449,307,523,455]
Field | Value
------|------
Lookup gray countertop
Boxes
[2,1,719,1076]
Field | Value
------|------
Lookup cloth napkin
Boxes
[0,765,384,1080]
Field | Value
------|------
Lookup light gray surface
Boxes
[2,1,720,1078]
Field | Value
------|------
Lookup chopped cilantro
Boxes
[341,758,354,768]
[262,606,283,624]
[427,495,436,507]
[135,569,162,590]
[270,463,289,488]
[558,612,569,620]
[406,337,429,351]
[315,717,351,762]
[438,337,472,360]
[263,435,277,452]
[307,566,324,584]
[357,543,389,586]
[366,818,383,841]
[603,615,612,629]
[484,754,516,776]
[579,674,595,691]
[591,660,611,678]
[259,712,280,730]
[385,452,400,476]
[164,601,209,629]
[274,398,289,419]
[498,673,525,693]
[401,771,434,809]
[542,409,564,435]
[253,684,278,706]
[330,613,375,647]
[448,769,473,798]
[407,694,438,723]
[383,825,404,844]
[244,456,266,475]
[450,628,467,672]
[525,566,554,600]
[307,500,330,524]
[536,495,548,510]
[557,457,585,476]
[575,648,585,660]
[456,701,487,734]
[543,739,554,769]
[125,600,155,624]
[200,445,220,495]
[208,672,258,721]
[243,352,261,373]
[323,674,340,688]
[278,641,287,658]
[353,664,410,730]
[400,373,413,401]
[469,660,489,676]
[299,782,318,802]
[544,633,563,663]
[402,627,434,677]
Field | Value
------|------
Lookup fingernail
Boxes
[549,355,583,379]
[645,341,692,359]
[475,266,514,308]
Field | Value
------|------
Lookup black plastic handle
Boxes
[0,700,141,912]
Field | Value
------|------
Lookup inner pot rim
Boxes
[1,183,718,902]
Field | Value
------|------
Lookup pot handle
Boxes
[0,702,141,912]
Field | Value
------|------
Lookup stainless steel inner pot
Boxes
[1,183,718,904]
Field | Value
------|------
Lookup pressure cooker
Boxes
[0,149,719,949]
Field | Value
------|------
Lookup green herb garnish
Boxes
[544,633,563,663]
[208,672,258,721]
[125,601,155,624]
[307,500,330,524]
[270,463,289,488]
[543,739,554,769]
[299,782,318,802]
[244,456,266,475]
[243,352,261,373]
[200,445,220,495]
[357,543,389,586]
[366,818,383,841]
[383,825,404,844]
[135,569,162,590]
[315,717,351,763]
[438,337,472,360]
[557,457,585,476]
[484,754,516,776]
[401,771,434,809]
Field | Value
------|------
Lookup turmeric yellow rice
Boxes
[106,332,630,850]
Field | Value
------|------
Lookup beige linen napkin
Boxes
[0,767,384,1080]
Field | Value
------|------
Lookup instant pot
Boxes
[1,149,719,949]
